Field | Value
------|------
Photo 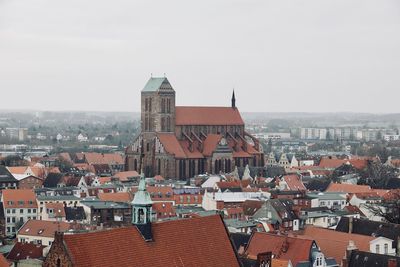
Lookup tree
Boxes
[358,161,399,189]
[365,191,400,224]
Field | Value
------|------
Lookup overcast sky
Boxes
[0,0,399,113]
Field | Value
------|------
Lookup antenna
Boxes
[151,73,153,78]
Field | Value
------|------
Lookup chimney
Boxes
[388,259,397,267]
[348,217,353,234]
[342,240,358,267]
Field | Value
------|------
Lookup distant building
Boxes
[125,77,264,179]
[5,128,28,141]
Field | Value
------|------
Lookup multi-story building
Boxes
[1,189,38,236]
[125,77,264,179]
[5,128,28,141]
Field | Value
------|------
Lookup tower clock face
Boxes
[220,138,227,146]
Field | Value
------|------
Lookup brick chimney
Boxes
[342,240,358,267]
[388,258,397,267]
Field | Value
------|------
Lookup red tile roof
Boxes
[113,171,140,182]
[301,226,375,264]
[18,220,71,238]
[283,174,306,191]
[98,192,133,203]
[61,215,240,267]
[45,203,66,217]
[0,254,9,267]
[319,158,368,170]
[157,133,187,158]
[202,134,222,157]
[83,152,124,165]
[245,232,314,266]
[2,189,37,209]
[325,183,371,194]
[175,106,244,126]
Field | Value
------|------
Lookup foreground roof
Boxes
[57,215,240,267]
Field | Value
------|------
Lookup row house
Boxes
[1,189,38,236]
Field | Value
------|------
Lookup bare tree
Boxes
[365,191,400,224]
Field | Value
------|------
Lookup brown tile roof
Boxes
[245,232,313,266]
[272,259,291,267]
[45,203,66,218]
[325,183,371,194]
[179,140,204,159]
[242,200,264,216]
[113,171,140,182]
[2,189,37,209]
[61,215,240,267]
[7,242,45,261]
[175,106,245,126]
[98,192,133,203]
[301,226,375,264]
[156,133,187,158]
[18,220,71,238]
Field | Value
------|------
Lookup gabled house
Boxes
[242,232,338,267]
[253,199,300,231]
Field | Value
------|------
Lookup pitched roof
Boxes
[65,206,86,221]
[301,226,375,264]
[18,220,71,238]
[2,189,37,209]
[244,232,313,266]
[142,77,173,92]
[325,183,371,194]
[203,134,223,157]
[59,215,240,267]
[175,106,244,126]
[45,203,66,218]
[0,254,9,267]
[283,174,306,191]
[156,133,186,158]
[0,166,17,183]
[319,158,368,170]
[113,171,140,182]
[7,242,45,261]
[348,250,400,267]
[336,217,400,242]
[98,192,132,203]
[83,152,124,165]
[43,173,64,188]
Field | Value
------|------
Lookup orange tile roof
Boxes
[2,189,37,209]
[98,192,133,203]
[325,183,371,194]
[272,259,291,267]
[45,203,66,217]
[179,140,204,159]
[113,171,140,182]
[283,174,306,191]
[301,226,375,264]
[216,181,242,189]
[6,166,27,174]
[175,106,244,126]
[18,220,71,238]
[98,176,112,184]
[61,215,240,267]
[245,232,313,266]
[319,158,368,170]
[157,133,187,158]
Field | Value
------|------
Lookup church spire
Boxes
[231,89,236,108]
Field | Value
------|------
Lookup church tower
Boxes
[131,172,153,241]
[141,77,176,176]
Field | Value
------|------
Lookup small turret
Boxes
[131,172,153,241]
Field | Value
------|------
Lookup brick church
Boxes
[125,77,264,179]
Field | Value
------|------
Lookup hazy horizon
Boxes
[1,0,400,113]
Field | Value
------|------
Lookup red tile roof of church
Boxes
[202,134,223,156]
[156,133,187,158]
[62,215,240,267]
[175,106,244,126]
